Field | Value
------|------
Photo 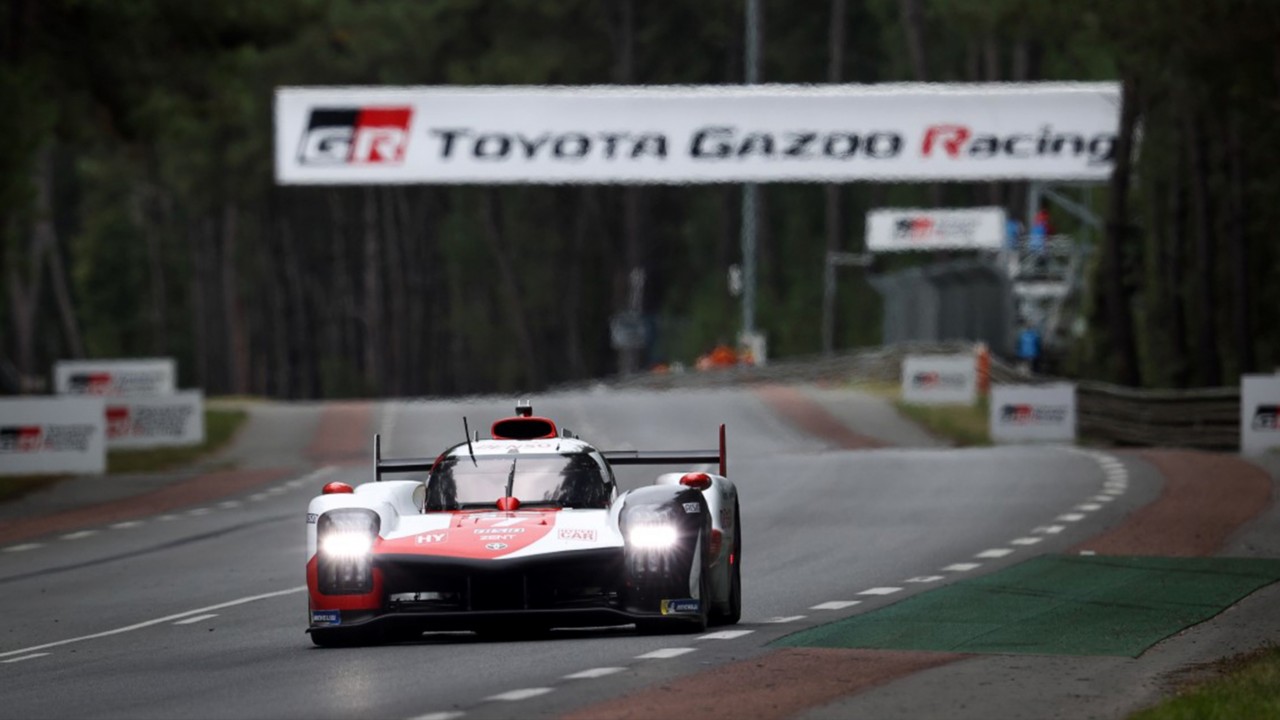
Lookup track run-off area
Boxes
[0,386,1275,720]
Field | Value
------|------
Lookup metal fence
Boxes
[570,342,1241,451]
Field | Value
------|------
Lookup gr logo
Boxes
[297,107,413,165]
[1254,405,1279,431]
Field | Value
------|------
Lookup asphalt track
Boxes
[0,386,1250,720]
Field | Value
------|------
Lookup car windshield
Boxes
[426,452,612,511]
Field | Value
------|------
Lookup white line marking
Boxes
[173,614,218,625]
[485,688,552,701]
[1033,525,1066,534]
[0,585,306,660]
[760,615,807,623]
[110,521,143,530]
[905,575,945,583]
[976,548,1013,558]
[810,601,861,610]
[858,587,902,596]
[286,479,307,489]
[1,653,50,664]
[943,563,981,572]
[266,487,287,495]
[1076,503,1102,512]
[565,667,625,679]
[248,494,268,502]
[1102,488,1124,495]
[1080,550,1097,556]
[406,713,464,720]
[157,514,179,522]
[636,647,695,659]
[217,501,242,510]
[61,530,98,540]
[187,508,211,516]
[1011,537,1042,546]
[3,543,42,553]
[1057,513,1086,522]
[698,629,755,640]
[1092,495,1115,503]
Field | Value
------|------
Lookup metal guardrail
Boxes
[569,343,1240,450]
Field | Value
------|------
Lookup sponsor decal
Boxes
[1000,404,1068,425]
[911,371,968,389]
[474,527,525,534]
[68,370,169,395]
[484,542,508,551]
[311,609,341,627]
[298,107,413,165]
[306,513,318,525]
[682,502,701,514]
[1254,405,1279,431]
[0,424,96,453]
[557,528,597,542]
[68,372,113,394]
[105,404,195,439]
[415,532,447,544]
[660,598,701,616]
[921,124,1115,166]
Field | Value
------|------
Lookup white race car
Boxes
[305,401,741,646]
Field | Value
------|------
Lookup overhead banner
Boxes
[54,358,176,396]
[1241,375,1280,456]
[106,391,205,449]
[902,355,978,405]
[990,383,1077,444]
[0,397,106,476]
[274,83,1121,185]
[868,207,1007,252]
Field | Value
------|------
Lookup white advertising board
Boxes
[902,354,977,405]
[54,358,176,396]
[1241,375,1280,456]
[275,83,1120,185]
[106,391,205,449]
[0,397,106,475]
[868,207,1007,252]
[990,383,1077,444]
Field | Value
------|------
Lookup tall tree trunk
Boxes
[33,147,84,359]
[479,190,544,389]
[1101,76,1141,386]
[189,219,212,390]
[1165,147,1190,387]
[221,202,250,394]
[1226,111,1252,375]
[361,188,383,394]
[1186,114,1221,385]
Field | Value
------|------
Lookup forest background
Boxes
[2,0,1277,398]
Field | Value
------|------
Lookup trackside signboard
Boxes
[54,358,176,396]
[274,83,1121,185]
[1241,375,1280,456]
[902,355,977,405]
[106,391,205,449]
[869,207,1007,252]
[990,383,1077,444]
[0,397,106,475]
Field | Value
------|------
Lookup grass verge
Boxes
[0,408,249,503]
[848,379,991,447]
[893,397,991,447]
[1131,645,1280,719]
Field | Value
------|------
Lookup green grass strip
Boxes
[1130,645,1280,719]
[775,555,1280,658]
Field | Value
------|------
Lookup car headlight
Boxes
[321,532,374,559]
[629,524,678,548]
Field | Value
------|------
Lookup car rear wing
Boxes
[602,424,727,477]
[372,434,436,481]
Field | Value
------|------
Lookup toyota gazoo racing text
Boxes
[304,402,741,646]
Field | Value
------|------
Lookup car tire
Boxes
[723,499,742,625]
